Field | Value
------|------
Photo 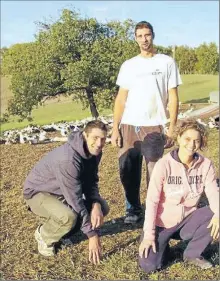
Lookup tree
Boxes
[155,45,172,56]
[2,9,138,119]
[2,42,66,119]
[195,42,219,74]
[174,45,197,74]
[0,47,8,70]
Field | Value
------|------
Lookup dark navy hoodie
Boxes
[23,131,103,238]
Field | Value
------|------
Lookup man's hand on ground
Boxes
[88,235,101,265]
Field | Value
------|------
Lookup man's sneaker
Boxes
[184,257,213,269]
[124,213,142,224]
[34,226,55,257]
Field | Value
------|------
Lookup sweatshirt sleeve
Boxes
[204,161,219,218]
[55,158,98,238]
[143,159,166,241]
[84,154,102,205]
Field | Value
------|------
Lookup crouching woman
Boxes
[139,119,219,272]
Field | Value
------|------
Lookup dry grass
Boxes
[1,129,219,280]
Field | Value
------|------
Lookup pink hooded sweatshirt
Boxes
[143,150,219,241]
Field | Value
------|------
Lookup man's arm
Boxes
[111,87,128,147]
[83,154,102,204]
[56,159,103,264]
[55,159,97,238]
[164,87,179,148]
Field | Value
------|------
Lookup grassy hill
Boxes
[1,74,218,131]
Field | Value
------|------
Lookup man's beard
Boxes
[141,43,152,52]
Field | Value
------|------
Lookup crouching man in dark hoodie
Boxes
[23,120,109,264]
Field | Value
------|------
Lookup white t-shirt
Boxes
[116,54,182,126]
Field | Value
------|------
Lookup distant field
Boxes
[1,74,218,131]
[1,100,112,131]
[178,74,219,103]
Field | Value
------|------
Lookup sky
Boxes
[1,0,219,48]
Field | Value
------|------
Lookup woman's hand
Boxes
[207,216,219,240]
[139,239,156,259]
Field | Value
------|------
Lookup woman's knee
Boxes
[138,256,159,273]
[202,206,214,221]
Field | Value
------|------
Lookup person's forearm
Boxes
[168,88,179,134]
[112,88,128,131]
[113,98,125,131]
[92,202,101,209]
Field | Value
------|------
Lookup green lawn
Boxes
[1,101,112,131]
[178,74,218,103]
[1,74,218,131]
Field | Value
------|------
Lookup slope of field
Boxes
[1,129,219,280]
[178,74,219,103]
[1,74,218,131]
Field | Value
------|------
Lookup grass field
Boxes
[0,73,219,279]
[0,74,218,131]
[1,129,219,280]
[178,75,219,103]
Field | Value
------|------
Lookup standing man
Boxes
[24,120,109,265]
[111,21,182,224]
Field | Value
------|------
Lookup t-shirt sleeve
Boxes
[168,60,182,90]
[116,61,130,90]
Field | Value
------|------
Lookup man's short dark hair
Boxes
[135,21,155,38]
[84,120,108,134]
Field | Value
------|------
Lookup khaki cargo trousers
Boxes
[26,192,109,246]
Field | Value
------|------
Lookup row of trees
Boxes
[1,9,219,120]
[174,43,219,75]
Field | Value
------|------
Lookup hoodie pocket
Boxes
[157,203,182,227]
[164,183,184,204]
